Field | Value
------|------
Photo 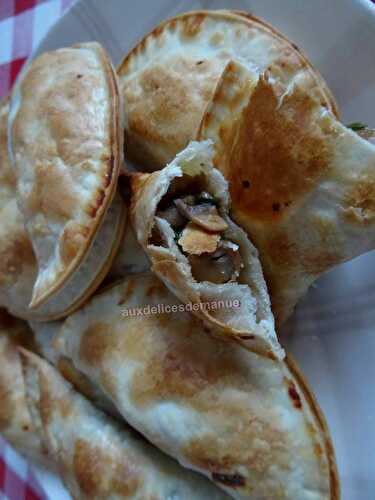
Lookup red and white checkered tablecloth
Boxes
[0,0,75,99]
[0,437,47,500]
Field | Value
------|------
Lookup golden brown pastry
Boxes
[0,309,228,499]
[0,310,48,465]
[1,98,125,320]
[52,274,339,500]
[198,60,375,324]
[0,99,38,319]
[117,9,338,171]
[19,350,229,500]
[8,43,126,313]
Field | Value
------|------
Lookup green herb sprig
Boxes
[347,122,367,131]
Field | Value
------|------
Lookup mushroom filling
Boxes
[154,184,244,284]
[188,240,243,284]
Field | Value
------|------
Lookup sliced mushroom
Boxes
[150,223,167,247]
[174,199,228,233]
[220,240,243,278]
[179,194,196,205]
[358,127,375,145]
[156,204,187,230]
[178,222,220,255]
[188,240,243,284]
[196,191,217,205]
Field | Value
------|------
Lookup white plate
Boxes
[30,1,375,499]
